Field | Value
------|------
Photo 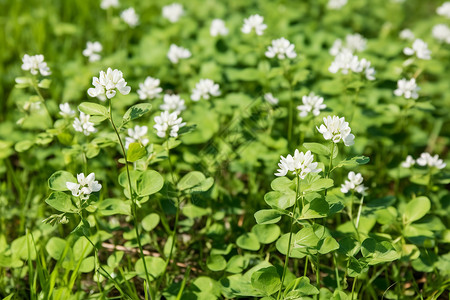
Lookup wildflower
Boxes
[66,173,102,200]
[167,44,191,64]
[153,111,186,138]
[330,34,367,56]
[437,2,450,18]
[59,103,75,118]
[360,58,376,81]
[401,155,415,168]
[328,49,363,74]
[162,3,184,23]
[210,19,229,37]
[317,115,355,146]
[241,14,267,36]
[265,38,297,60]
[399,29,415,40]
[393,78,420,99]
[125,125,149,149]
[191,79,221,101]
[21,54,51,76]
[328,0,347,10]
[160,94,186,113]
[297,92,326,117]
[403,39,431,60]
[23,101,41,112]
[137,76,163,100]
[87,68,131,100]
[83,41,102,62]
[100,0,119,9]
[341,171,367,194]
[275,150,321,178]
[432,24,450,44]
[73,112,97,136]
[416,153,446,169]
[59,216,69,224]
[264,93,279,105]
[121,7,139,27]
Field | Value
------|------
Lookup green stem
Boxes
[327,143,335,179]
[315,254,320,289]
[334,252,341,290]
[287,81,294,147]
[31,77,53,122]
[355,195,364,229]
[351,277,357,299]
[304,256,309,277]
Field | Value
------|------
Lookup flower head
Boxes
[330,34,367,56]
[275,150,322,178]
[83,41,102,62]
[328,0,347,10]
[137,76,163,100]
[264,93,279,105]
[21,54,51,76]
[437,2,450,18]
[329,49,375,80]
[121,7,139,27]
[73,112,97,136]
[66,173,102,200]
[167,44,191,64]
[416,152,446,169]
[210,19,229,37]
[297,92,326,118]
[394,78,420,99]
[59,103,75,118]
[432,24,450,44]
[125,125,149,149]
[265,38,297,60]
[403,39,431,60]
[162,3,184,23]
[87,68,131,100]
[317,115,354,146]
[160,94,186,113]
[191,79,221,101]
[401,155,415,168]
[341,171,367,194]
[399,29,415,41]
[154,111,186,138]
[241,14,267,36]
[100,0,119,9]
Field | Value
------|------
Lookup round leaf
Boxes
[404,196,430,224]
[142,213,160,231]
[236,233,260,251]
[252,224,281,244]
[48,171,76,191]
[251,266,280,295]
[137,170,164,196]
[207,255,227,271]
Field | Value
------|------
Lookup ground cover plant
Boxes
[0,0,449,299]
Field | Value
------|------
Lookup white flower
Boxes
[66,172,102,200]
[403,39,431,60]
[83,41,102,62]
[21,54,51,76]
[125,125,149,149]
[275,150,322,178]
[329,49,374,80]
[297,92,326,118]
[328,0,347,10]
[154,111,186,138]
[241,14,267,36]
[121,7,139,27]
[87,67,131,100]
[73,112,97,136]
[264,93,279,105]
[167,44,191,64]
[191,79,221,101]
[432,24,450,44]
[317,115,355,146]
[160,94,186,113]
[100,0,119,9]
[162,3,184,23]
[330,34,367,56]
[329,39,344,56]
[399,29,415,41]
[210,19,229,37]
[359,58,376,81]
[437,2,450,18]
[401,155,415,168]
[416,153,446,169]
[137,76,163,100]
[265,38,297,60]
[341,171,367,194]
[59,103,75,118]
[393,78,420,99]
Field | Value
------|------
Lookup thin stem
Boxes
[315,254,320,289]
[327,142,335,179]
[355,195,364,229]
[31,77,53,122]
[333,252,341,290]
[351,277,358,299]
[287,81,294,147]
[304,256,309,277]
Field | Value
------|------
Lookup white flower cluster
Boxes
[100,0,119,10]
[432,24,450,44]
[121,7,139,27]
[341,171,367,194]
[328,0,347,10]
[137,76,163,100]
[162,3,184,23]
[210,19,229,37]
[297,92,326,118]
[191,79,221,101]
[401,153,446,169]
[317,115,355,146]
[160,94,186,113]
[83,41,102,62]
[73,112,96,136]
[21,54,51,76]
[59,103,75,118]
[66,173,102,200]
[153,111,186,138]
[403,39,431,60]
[125,125,149,149]
[264,93,279,105]
[437,2,450,18]
[87,68,131,100]
[265,38,297,60]
[329,49,375,80]
[399,29,415,41]
[241,14,267,36]
[275,150,321,178]
[167,44,191,64]
[330,33,367,56]
[394,78,420,99]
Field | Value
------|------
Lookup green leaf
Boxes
[303,143,330,156]
[283,276,319,298]
[135,256,165,280]
[333,156,370,170]
[98,198,131,216]
[14,140,34,152]
[207,255,227,271]
[300,197,329,219]
[48,171,76,191]
[237,233,261,251]
[78,102,108,117]
[177,171,206,191]
[404,196,430,224]
[264,191,296,210]
[254,209,282,225]
[270,177,294,192]
[276,234,306,258]
[122,103,152,126]
[182,204,209,219]
[252,224,281,244]
[251,266,281,295]
[46,237,67,260]
[45,192,76,213]
[225,255,249,273]
[303,178,334,193]
[79,256,95,273]
[136,170,164,196]
[294,227,320,249]
[142,213,160,231]
[318,236,340,254]
[361,238,400,265]
[38,79,51,89]
[127,142,147,162]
